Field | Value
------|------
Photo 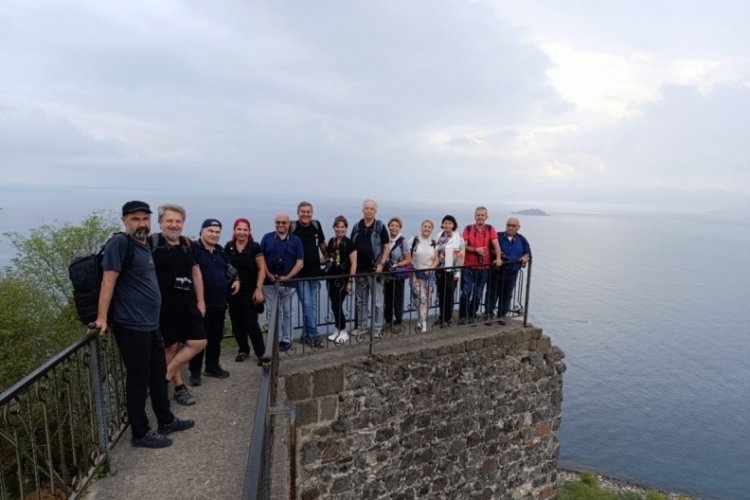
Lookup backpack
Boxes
[350,219,386,266]
[68,232,135,326]
[290,219,322,235]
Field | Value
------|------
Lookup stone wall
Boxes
[279,323,565,500]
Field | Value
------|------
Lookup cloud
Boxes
[1,0,748,209]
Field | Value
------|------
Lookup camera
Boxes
[173,276,193,291]
[271,258,285,274]
[323,257,335,274]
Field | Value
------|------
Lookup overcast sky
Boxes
[2,0,749,211]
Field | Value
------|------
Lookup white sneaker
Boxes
[335,331,350,344]
[328,331,340,342]
[421,322,427,333]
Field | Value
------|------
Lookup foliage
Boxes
[4,211,119,312]
[0,211,119,391]
[0,270,60,390]
[557,471,678,500]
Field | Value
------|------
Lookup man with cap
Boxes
[188,218,240,386]
[94,201,194,448]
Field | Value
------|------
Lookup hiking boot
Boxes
[188,372,202,387]
[158,416,195,435]
[132,430,172,448]
[204,366,230,378]
[173,386,196,406]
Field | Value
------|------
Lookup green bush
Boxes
[0,211,119,391]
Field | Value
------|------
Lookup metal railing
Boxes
[0,332,127,500]
[266,260,532,356]
[0,260,530,500]
[243,286,283,500]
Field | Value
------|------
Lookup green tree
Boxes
[0,270,60,391]
[4,211,120,312]
[1,211,120,390]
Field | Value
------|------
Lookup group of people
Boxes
[263,199,532,348]
[94,198,531,449]
[94,201,267,449]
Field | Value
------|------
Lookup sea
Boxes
[2,186,749,499]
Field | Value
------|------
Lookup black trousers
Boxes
[486,270,519,317]
[327,279,349,331]
[190,306,226,373]
[435,271,457,323]
[383,278,405,325]
[228,293,265,358]
[112,324,173,439]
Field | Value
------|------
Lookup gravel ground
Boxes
[558,468,699,499]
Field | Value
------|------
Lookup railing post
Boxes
[90,335,110,460]
[369,275,376,355]
[523,259,532,327]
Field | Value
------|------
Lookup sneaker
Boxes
[158,416,195,435]
[392,324,403,334]
[279,341,291,352]
[173,387,196,406]
[188,372,202,387]
[132,430,172,448]
[497,318,507,326]
[204,366,230,378]
[335,331,349,344]
[458,318,467,325]
[235,352,249,362]
[421,322,427,333]
[372,331,382,339]
[327,331,340,341]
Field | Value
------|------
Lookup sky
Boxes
[2,0,749,212]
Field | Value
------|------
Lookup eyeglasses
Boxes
[275,221,288,225]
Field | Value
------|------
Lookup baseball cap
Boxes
[122,200,152,215]
[201,218,222,229]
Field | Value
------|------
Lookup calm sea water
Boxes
[2,187,749,498]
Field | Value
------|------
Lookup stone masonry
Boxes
[278,322,566,500]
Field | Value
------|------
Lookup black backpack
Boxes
[68,232,135,326]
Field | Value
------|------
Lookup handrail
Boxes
[0,332,128,499]
[243,284,281,499]
[264,260,532,356]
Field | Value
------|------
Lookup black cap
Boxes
[201,218,222,229]
[442,214,457,229]
[122,200,152,216]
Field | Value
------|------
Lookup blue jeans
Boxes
[459,268,488,320]
[263,283,296,344]
[295,280,321,341]
[355,275,384,335]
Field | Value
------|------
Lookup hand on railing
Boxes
[87,322,106,338]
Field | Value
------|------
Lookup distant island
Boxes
[512,208,549,216]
